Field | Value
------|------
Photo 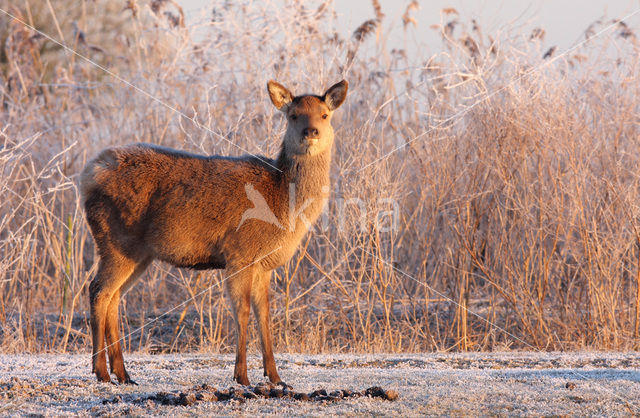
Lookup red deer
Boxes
[80,80,348,385]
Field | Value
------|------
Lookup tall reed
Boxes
[1,0,639,354]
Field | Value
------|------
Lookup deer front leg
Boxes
[226,270,253,386]
[251,269,282,384]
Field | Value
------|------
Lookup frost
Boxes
[0,352,638,416]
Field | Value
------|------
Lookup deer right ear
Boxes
[323,80,348,111]
[267,80,294,111]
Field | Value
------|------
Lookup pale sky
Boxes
[180,0,640,53]
[340,0,640,49]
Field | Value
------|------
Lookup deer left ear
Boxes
[267,80,294,111]
[323,80,348,111]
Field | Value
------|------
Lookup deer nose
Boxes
[303,127,319,138]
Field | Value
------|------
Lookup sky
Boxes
[178,0,640,54]
[339,0,640,50]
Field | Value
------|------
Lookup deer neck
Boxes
[275,146,331,230]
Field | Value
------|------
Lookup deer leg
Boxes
[104,289,125,382]
[226,269,253,386]
[105,258,151,384]
[89,256,135,383]
[251,269,282,384]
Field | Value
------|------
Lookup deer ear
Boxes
[323,80,348,111]
[267,80,294,111]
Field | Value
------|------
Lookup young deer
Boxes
[80,80,348,385]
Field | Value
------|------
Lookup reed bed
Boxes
[1,0,639,354]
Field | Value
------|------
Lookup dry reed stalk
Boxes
[0,0,639,355]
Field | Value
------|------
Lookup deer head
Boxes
[267,80,348,157]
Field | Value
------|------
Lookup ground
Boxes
[1,352,639,416]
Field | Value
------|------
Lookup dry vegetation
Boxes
[1,0,639,356]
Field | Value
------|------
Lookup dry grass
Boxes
[1,0,639,355]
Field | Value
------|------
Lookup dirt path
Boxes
[1,352,639,416]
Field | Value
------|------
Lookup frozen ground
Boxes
[1,352,639,416]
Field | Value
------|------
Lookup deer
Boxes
[80,80,348,386]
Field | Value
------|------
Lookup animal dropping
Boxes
[80,80,348,385]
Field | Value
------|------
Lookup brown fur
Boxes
[80,80,348,385]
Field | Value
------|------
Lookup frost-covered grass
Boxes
[1,352,639,416]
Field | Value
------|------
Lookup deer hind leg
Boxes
[226,268,253,386]
[105,257,151,385]
[89,255,136,383]
[251,269,282,384]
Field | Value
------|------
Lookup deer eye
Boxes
[290,114,297,121]
[322,114,328,119]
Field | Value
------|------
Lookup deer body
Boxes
[81,80,348,385]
